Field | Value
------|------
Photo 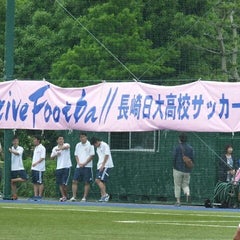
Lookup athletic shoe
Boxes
[69,197,76,202]
[59,197,67,202]
[28,196,35,201]
[98,194,110,202]
[81,198,86,202]
[28,196,41,201]
[104,194,110,202]
[35,196,42,201]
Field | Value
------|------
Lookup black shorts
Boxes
[31,170,44,184]
[73,167,92,183]
[11,170,28,180]
[56,168,71,185]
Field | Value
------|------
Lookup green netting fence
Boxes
[2,130,240,205]
[63,130,240,204]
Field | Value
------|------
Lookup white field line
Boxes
[115,220,237,228]
[1,205,240,219]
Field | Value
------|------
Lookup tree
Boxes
[50,0,177,84]
[142,0,211,82]
[172,0,240,81]
[13,0,102,81]
[198,0,240,81]
[0,0,6,81]
[3,0,238,85]
[14,0,63,79]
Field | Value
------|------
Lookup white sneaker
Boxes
[98,194,109,202]
[81,198,86,202]
[69,197,76,202]
[104,194,110,202]
[59,197,67,202]
[98,197,104,202]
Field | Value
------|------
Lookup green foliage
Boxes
[12,0,109,83]
[50,0,176,83]
[0,0,6,81]
[15,10,60,79]
[1,0,240,84]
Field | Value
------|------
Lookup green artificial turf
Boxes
[0,203,238,240]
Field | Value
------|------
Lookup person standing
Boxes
[218,144,237,182]
[51,135,72,202]
[70,132,95,202]
[173,132,194,206]
[90,137,114,202]
[31,135,46,201]
[9,136,27,200]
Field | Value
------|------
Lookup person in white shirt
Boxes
[51,136,72,202]
[31,135,46,201]
[70,133,94,202]
[90,137,114,202]
[9,136,27,200]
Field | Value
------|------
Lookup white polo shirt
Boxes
[31,144,46,171]
[51,143,72,170]
[11,146,24,171]
[74,140,95,168]
[96,141,114,170]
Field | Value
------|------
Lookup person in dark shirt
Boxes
[173,132,194,206]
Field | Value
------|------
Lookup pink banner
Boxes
[0,80,240,132]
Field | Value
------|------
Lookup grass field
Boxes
[0,201,239,240]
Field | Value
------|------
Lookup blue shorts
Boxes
[56,168,71,185]
[11,170,28,180]
[73,167,92,183]
[31,170,44,184]
[96,168,111,182]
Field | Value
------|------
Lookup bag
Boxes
[183,155,194,169]
[180,144,194,169]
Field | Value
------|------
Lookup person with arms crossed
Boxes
[9,136,27,200]
[51,135,72,202]
[70,132,94,202]
[90,137,114,202]
[31,135,46,201]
